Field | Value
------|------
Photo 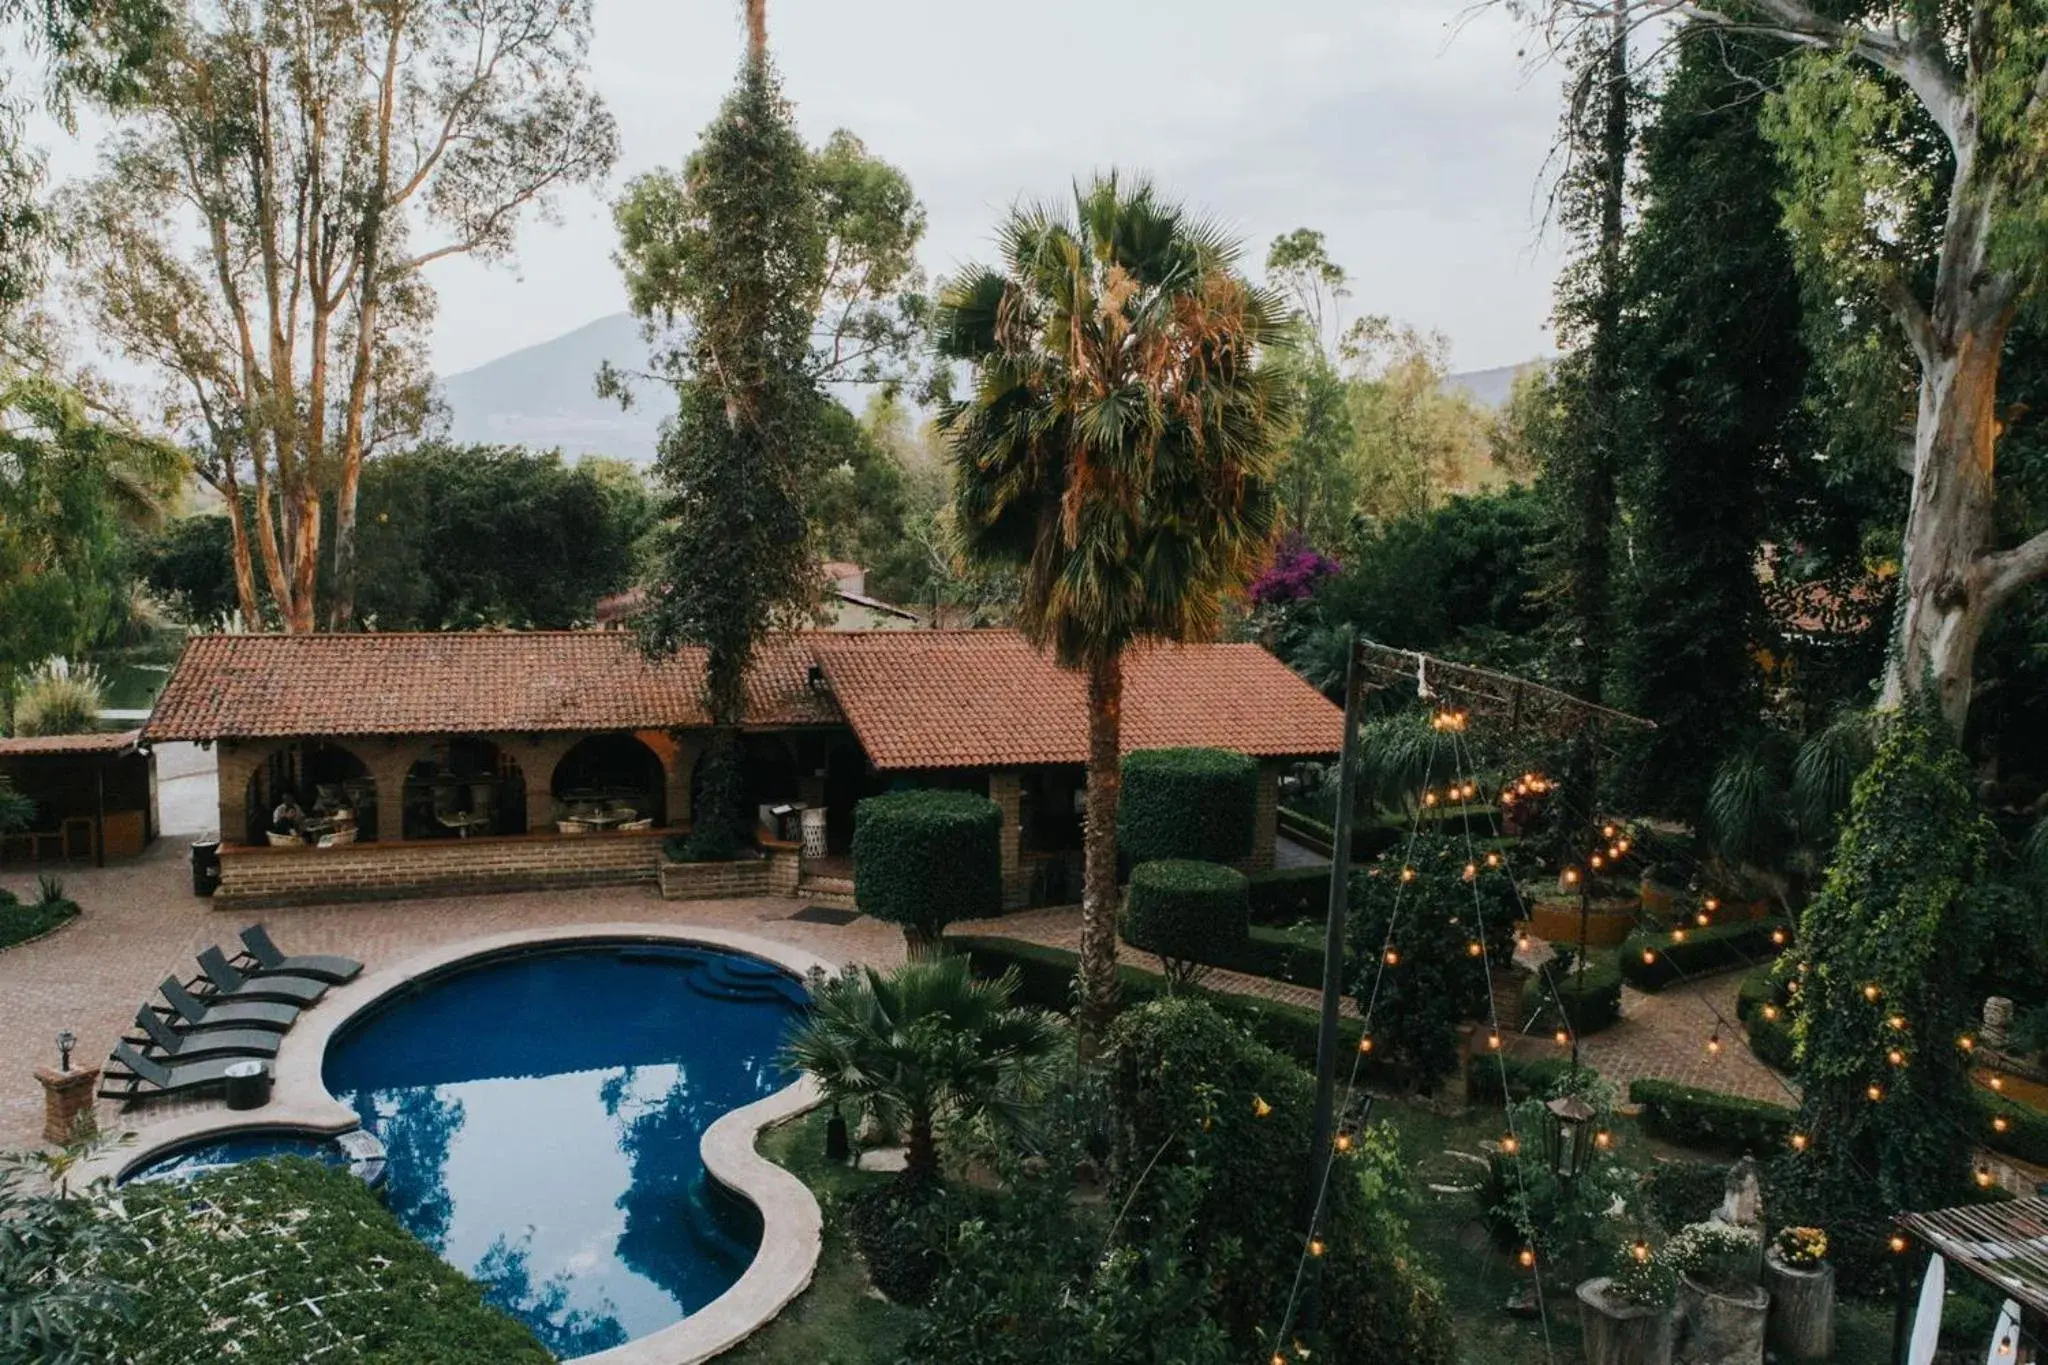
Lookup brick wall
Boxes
[989,769,1025,909]
[767,844,801,895]
[215,829,664,908]
[658,858,771,900]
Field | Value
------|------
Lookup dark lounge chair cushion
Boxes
[238,925,362,984]
[197,947,327,1006]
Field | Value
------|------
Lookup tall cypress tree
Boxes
[629,1,822,854]
[1611,29,1809,818]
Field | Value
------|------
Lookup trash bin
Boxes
[223,1060,271,1111]
[190,836,222,898]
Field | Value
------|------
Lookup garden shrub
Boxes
[1642,1160,1730,1232]
[1521,950,1623,1035]
[87,1158,551,1363]
[1788,707,1989,1214]
[1347,835,1521,1092]
[1118,747,1257,864]
[943,934,1367,1068]
[1628,1079,1794,1156]
[853,790,1002,949]
[1247,864,1330,924]
[1107,997,1455,1365]
[1120,859,1250,984]
[1619,918,1788,991]
[847,1176,954,1306]
[1480,1075,1637,1277]
[0,879,80,952]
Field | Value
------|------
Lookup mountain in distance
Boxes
[436,311,1547,462]
[439,312,670,464]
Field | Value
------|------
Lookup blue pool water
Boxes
[322,945,804,1359]
[123,1131,352,1184]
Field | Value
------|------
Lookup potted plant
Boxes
[1578,1237,1676,1365]
[1761,1226,1834,1360]
[1666,1221,1768,1364]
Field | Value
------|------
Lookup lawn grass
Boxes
[722,1109,916,1365]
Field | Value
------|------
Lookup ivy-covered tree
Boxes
[935,175,1290,1050]
[1611,29,1809,819]
[613,4,823,856]
[1786,707,1989,1218]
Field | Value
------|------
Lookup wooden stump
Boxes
[1578,1277,1676,1365]
[1677,1273,1769,1365]
[1762,1249,1835,1360]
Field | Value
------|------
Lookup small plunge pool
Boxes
[322,943,805,1359]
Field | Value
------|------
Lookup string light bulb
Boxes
[1487,1031,1502,1051]
[1696,911,1710,927]
[1308,1237,1326,1258]
[1887,1014,1906,1031]
[1516,932,1532,950]
[1888,1049,1906,1067]
[1423,791,1439,807]
[1463,863,1478,883]
[1976,1167,1996,1190]
[1994,1115,2011,1134]
[1500,1135,1520,1156]
[1706,1030,1723,1056]
[1630,1240,1651,1263]
[1790,1132,1809,1152]
[1594,1129,1613,1150]
[1590,854,1605,870]
[1617,838,1631,853]
[1890,1234,1909,1254]
[1555,1029,1571,1047]
[1770,928,1787,946]
[1672,928,1688,944]
[1990,1075,2005,1092]
[1562,868,1581,886]
[1863,983,1882,1003]
[1384,948,1401,966]
[1467,940,1484,958]
[1486,851,1503,868]
[1334,1131,1353,1153]
[1642,948,1657,966]
[1400,866,1416,883]
[1866,1083,1885,1103]
[1762,1005,1780,1022]
[1358,1035,1375,1055]
[1960,1035,1978,1053]
[1518,1247,1536,1268]
[1602,823,1617,839]
[1704,897,1720,914]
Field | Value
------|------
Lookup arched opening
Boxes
[553,733,666,831]
[401,738,526,840]
[245,741,376,846]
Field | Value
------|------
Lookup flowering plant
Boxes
[1248,535,1339,605]
[1773,1225,1828,1266]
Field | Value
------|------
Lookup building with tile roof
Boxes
[147,629,1340,907]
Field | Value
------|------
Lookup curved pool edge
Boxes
[85,922,835,1365]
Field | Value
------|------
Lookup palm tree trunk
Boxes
[1076,650,1124,1056]
[905,1108,937,1182]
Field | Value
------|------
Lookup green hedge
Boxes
[1122,860,1250,978]
[1247,865,1331,925]
[1979,1091,2048,1166]
[1468,1054,1585,1107]
[1628,1079,1796,1157]
[944,934,1364,1069]
[93,1159,551,1362]
[1118,748,1257,864]
[1520,953,1623,1035]
[0,886,79,952]
[853,790,1003,944]
[1734,966,1797,1072]
[1619,919,1788,992]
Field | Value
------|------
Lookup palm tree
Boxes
[784,957,1064,1181]
[934,174,1291,1050]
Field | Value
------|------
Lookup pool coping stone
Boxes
[83,921,835,1365]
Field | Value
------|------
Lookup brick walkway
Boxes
[0,841,907,1152]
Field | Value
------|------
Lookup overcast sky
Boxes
[49,0,1573,379]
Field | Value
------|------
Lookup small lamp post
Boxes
[57,1029,75,1074]
[1543,1094,1598,1185]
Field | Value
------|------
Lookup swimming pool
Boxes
[121,1129,362,1185]
[322,944,806,1359]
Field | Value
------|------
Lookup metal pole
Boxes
[1308,634,1366,1222]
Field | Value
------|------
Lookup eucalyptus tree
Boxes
[68,0,617,631]
[1510,0,2048,733]
[935,175,1291,1048]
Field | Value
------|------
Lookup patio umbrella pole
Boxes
[1307,634,1365,1224]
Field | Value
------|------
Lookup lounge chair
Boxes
[197,946,328,1006]
[131,1006,281,1063]
[99,1042,246,1104]
[159,975,299,1033]
[237,925,362,984]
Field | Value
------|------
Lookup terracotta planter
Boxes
[1676,1272,1768,1365]
[1761,1249,1834,1360]
[1530,896,1640,947]
[1578,1277,1676,1365]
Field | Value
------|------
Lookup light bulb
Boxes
[1590,854,1605,870]
[1887,1014,1906,1031]
[1770,929,1787,945]
[1790,1133,1809,1152]
[1594,1129,1613,1150]
[1994,1115,2010,1134]
[1518,1247,1536,1268]
[1309,1237,1326,1257]
[1630,1240,1650,1263]
[1486,852,1502,868]
[1704,897,1720,913]
[1555,1029,1570,1046]
[1384,948,1401,966]
[1334,1132,1352,1153]
[1867,1084,1884,1102]
[1888,1049,1906,1067]
[1467,940,1484,958]
[1500,1135,1519,1155]
[1358,1035,1374,1055]
[1889,1234,1908,1253]
[1762,1005,1779,1021]
[1976,1168,1995,1189]
[1707,1032,1722,1055]
[1602,823,1617,839]
[1862,983,1881,1002]
[1487,1032,1502,1050]
[1642,948,1657,965]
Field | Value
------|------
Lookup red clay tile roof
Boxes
[144,629,1343,766]
[0,728,143,757]
[144,633,835,740]
[810,631,1342,770]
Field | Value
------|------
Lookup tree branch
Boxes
[1874,271,1936,370]
[1979,527,2048,610]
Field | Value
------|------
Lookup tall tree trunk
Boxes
[1076,650,1124,1056]
[220,482,262,628]
[905,1107,937,1182]
[1882,321,2004,730]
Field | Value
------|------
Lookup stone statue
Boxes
[1716,1156,1762,1230]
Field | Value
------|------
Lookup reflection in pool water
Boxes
[323,946,803,1358]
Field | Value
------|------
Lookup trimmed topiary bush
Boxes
[853,789,1002,951]
[1619,918,1788,991]
[1522,950,1624,1036]
[1247,864,1330,924]
[1121,859,1250,985]
[1118,747,1257,864]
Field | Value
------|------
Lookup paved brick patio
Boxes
[0,841,909,1152]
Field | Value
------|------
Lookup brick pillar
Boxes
[37,1066,99,1145]
[503,736,576,833]
[215,740,271,843]
[989,769,1024,908]
[365,742,422,845]
[668,733,704,828]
